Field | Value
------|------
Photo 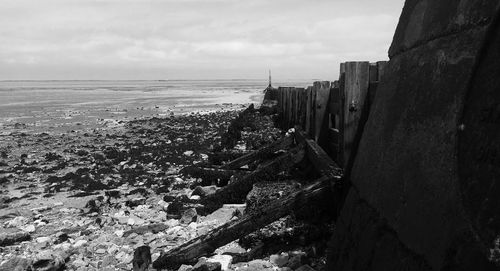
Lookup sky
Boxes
[0,0,405,81]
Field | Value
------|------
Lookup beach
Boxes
[0,80,320,270]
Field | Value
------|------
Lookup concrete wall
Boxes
[327,1,500,270]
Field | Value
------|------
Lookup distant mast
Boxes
[268,70,272,88]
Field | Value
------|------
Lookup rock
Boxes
[73,239,88,248]
[132,245,151,271]
[32,250,69,271]
[285,252,308,270]
[21,224,36,233]
[0,232,31,247]
[102,255,117,266]
[72,258,87,268]
[184,150,194,156]
[191,185,217,198]
[36,236,51,243]
[207,255,232,271]
[270,253,289,267]
[127,197,146,208]
[115,230,125,237]
[180,208,197,224]
[115,251,133,264]
[0,257,31,271]
[178,264,194,271]
[193,259,221,271]
[6,216,29,228]
[190,195,201,201]
[166,200,184,217]
[248,259,272,270]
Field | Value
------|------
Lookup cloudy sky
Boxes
[0,0,404,80]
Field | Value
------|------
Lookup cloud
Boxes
[0,0,404,80]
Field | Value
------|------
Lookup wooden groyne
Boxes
[264,61,386,171]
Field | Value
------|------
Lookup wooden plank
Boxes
[294,127,342,178]
[200,146,305,213]
[220,137,293,170]
[377,61,388,81]
[369,63,378,83]
[152,175,337,270]
[287,87,293,128]
[329,87,341,115]
[313,81,331,144]
[309,86,317,136]
[305,86,313,135]
[299,88,307,130]
[341,61,370,170]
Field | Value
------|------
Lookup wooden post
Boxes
[313,81,331,145]
[299,88,307,130]
[340,61,370,170]
[377,61,388,82]
[305,86,313,136]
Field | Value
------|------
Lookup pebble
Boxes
[36,236,51,243]
[270,253,289,267]
[73,239,88,248]
[22,224,36,233]
[207,255,233,271]
[6,216,29,228]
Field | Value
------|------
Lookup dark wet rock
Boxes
[128,188,149,197]
[76,149,89,156]
[191,186,217,198]
[163,194,177,202]
[132,245,151,271]
[0,231,31,247]
[126,197,146,208]
[0,177,9,185]
[44,152,62,161]
[193,259,221,271]
[93,152,106,161]
[54,232,69,244]
[155,185,170,194]
[105,190,121,200]
[166,200,184,218]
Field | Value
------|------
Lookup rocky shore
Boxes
[0,104,328,271]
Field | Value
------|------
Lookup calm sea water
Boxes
[0,79,313,133]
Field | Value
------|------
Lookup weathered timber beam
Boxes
[294,127,343,178]
[180,166,248,186]
[152,175,336,270]
[199,145,305,213]
[220,137,294,170]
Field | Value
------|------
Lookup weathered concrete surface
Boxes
[458,10,500,266]
[389,0,498,57]
[327,0,500,270]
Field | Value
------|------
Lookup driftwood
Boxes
[152,175,337,270]
[180,166,248,186]
[220,137,294,170]
[199,146,305,213]
[294,127,342,178]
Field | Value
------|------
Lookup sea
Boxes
[0,79,313,133]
